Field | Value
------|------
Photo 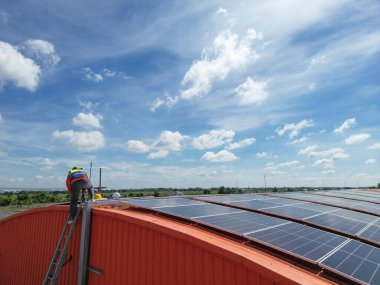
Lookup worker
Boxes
[95,193,103,199]
[66,166,94,223]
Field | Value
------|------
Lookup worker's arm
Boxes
[65,175,71,192]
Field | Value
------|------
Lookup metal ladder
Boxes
[42,207,81,285]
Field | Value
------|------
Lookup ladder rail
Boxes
[42,206,81,285]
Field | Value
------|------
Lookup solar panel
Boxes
[359,224,380,244]
[155,203,242,219]
[246,223,349,263]
[305,213,368,235]
[123,197,202,208]
[313,191,380,203]
[272,192,380,215]
[320,240,380,285]
[125,196,380,284]
[196,211,289,235]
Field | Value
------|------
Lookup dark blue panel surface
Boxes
[197,211,288,234]
[263,205,320,219]
[246,223,348,262]
[157,203,242,218]
[125,197,202,208]
[321,240,380,285]
[359,225,380,244]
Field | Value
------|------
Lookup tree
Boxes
[154,191,159,197]
[0,196,12,207]
[377,183,380,189]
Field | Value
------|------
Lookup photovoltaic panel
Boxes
[153,203,242,219]
[305,213,368,235]
[320,240,380,285]
[125,196,380,284]
[359,223,380,244]
[196,211,290,235]
[123,197,202,208]
[313,191,380,203]
[246,223,349,263]
[271,192,380,215]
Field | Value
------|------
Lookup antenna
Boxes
[89,161,93,180]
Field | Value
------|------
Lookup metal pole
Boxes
[89,161,93,180]
[264,175,267,190]
[99,168,102,190]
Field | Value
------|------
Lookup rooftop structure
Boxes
[1,189,380,284]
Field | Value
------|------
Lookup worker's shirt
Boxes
[66,169,89,192]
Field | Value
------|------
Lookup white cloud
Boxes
[22,39,60,68]
[0,114,3,124]
[72,112,102,129]
[201,150,238,162]
[125,140,150,153]
[333,118,356,133]
[82,67,103,82]
[226,138,256,150]
[147,150,169,159]
[256,152,278,159]
[216,7,228,17]
[299,145,349,170]
[179,28,262,100]
[288,136,307,145]
[0,41,40,91]
[39,158,58,171]
[276,119,314,138]
[345,133,370,145]
[151,130,185,152]
[365,159,376,164]
[102,68,129,79]
[368,143,380,150]
[52,130,105,152]
[308,82,316,91]
[192,129,235,149]
[150,92,178,112]
[265,160,303,173]
[150,97,165,112]
[234,77,269,105]
[78,100,96,110]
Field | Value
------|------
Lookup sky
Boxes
[0,0,379,189]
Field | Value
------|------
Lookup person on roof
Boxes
[66,166,94,223]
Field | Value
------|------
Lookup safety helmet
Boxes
[95,193,103,199]
[112,192,121,199]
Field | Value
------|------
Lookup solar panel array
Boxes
[123,191,380,285]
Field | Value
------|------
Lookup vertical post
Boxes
[89,161,93,180]
[99,168,102,190]
[78,201,93,285]
[264,175,267,190]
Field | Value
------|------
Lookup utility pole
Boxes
[264,175,267,190]
[323,179,325,189]
[99,168,102,190]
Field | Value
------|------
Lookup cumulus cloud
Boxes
[150,92,178,112]
[180,29,262,100]
[0,41,40,91]
[72,112,102,129]
[22,39,60,68]
[39,158,58,171]
[334,118,356,133]
[276,119,313,138]
[256,152,278,159]
[234,77,269,105]
[125,140,150,153]
[265,160,303,173]
[147,150,169,159]
[192,129,235,149]
[288,136,307,145]
[345,133,370,145]
[151,130,185,152]
[201,150,238,162]
[368,143,380,150]
[299,145,349,170]
[226,138,256,150]
[52,130,105,151]
[365,159,376,164]
[82,67,103,82]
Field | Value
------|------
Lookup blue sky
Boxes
[0,0,379,189]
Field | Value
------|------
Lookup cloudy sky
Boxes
[0,0,379,189]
